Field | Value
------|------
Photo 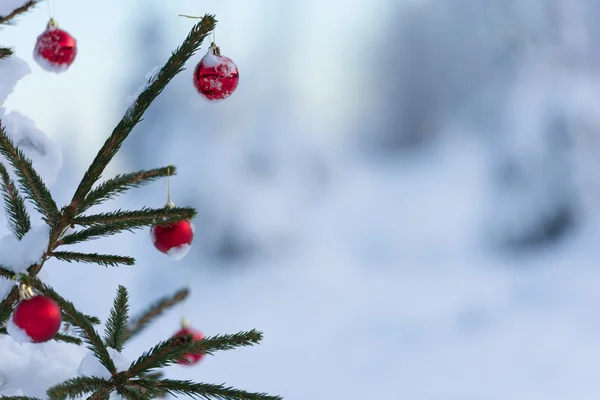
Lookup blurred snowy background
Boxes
[4,0,600,398]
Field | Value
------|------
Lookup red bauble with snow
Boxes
[193,43,239,101]
[33,19,77,73]
[9,295,62,343]
[151,206,194,260]
[173,322,205,365]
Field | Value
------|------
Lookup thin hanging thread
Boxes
[164,166,172,204]
[47,0,56,19]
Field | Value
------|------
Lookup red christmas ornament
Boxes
[11,293,62,343]
[173,319,205,365]
[150,201,194,260]
[33,19,77,73]
[193,43,239,101]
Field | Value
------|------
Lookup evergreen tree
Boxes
[0,2,279,399]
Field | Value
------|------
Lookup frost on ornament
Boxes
[193,48,239,101]
[0,112,63,186]
[0,53,31,118]
[0,225,50,300]
[77,347,131,380]
[150,221,194,261]
[125,65,161,119]
[33,22,77,73]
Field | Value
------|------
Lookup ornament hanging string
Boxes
[47,0,56,19]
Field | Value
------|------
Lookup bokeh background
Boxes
[5,0,600,398]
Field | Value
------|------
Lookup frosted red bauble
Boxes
[193,49,239,101]
[173,326,205,365]
[150,220,194,260]
[12,295,62,343]
[33,21,77,73]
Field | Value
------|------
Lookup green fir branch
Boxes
[63,312,102,326]
[0,124,60,224]
[52,251,135,267]
[46,376,112,400]
[0,397,42,400]
[79,166,178,213]
[127,288,189,340]
[126,335,193,376]
[127,330,263,377]
[133,379,283,400]
[18,275,117,375]
[0,0,40,25]
[59,207,195,245]
[0,303,12,327]
[58,224,138,246]
[53,332,83,345]
[68,15,216,212]
[85,390,112,400]
[73,206,196,228]
[0,48,13,59]
[114,386,150,400]
[0,265,14,279]
[0,162,31,238]
[104,286,129,352]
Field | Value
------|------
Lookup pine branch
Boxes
[133,379,283,400]
[0,0,40,25]
[78,166,178,213]
[68,15,216,212]
[58,224,139,246]
[86,390,111,400]
[0,47,13,59]
[46,376,112,400]
[52,251,135,267]
[18,275,117,375]
[127,330,263,377]
[63,311,102,326]
[0,397,42,400]
[0,265,14,278]
[73,206,197,228]
[53,332,82,345]
[0,303,12,326]
[0,124,60,224]
[114,386,150,400]
[127,288,189,340]
[104,286,129,352]
[0,162,31,238]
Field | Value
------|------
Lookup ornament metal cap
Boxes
[165,200,176,209]
[18,283,34,300]
[181,317,191,328]
[47,18,58,29]
[209,42,221,56]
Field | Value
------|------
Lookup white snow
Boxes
[200,51,237,76]
[0,111,63,187]
[32,50,71,74]
[166,243,191,261]
[125,66,161,118]
[0,334,86,398]
[0,53,31,119]
[77,347,131,380]
[5,315,32,343]
[0,225,50,299]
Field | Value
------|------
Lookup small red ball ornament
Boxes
[11,294,62,343]
[193,43,239,101]
[33,19,77,73]
[173,319,205,365]
[150,201,194,260]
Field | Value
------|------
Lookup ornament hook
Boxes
[165,165,175,209]
[210,42,221,56]
[47,18,58,29]
[18,283,34,300]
